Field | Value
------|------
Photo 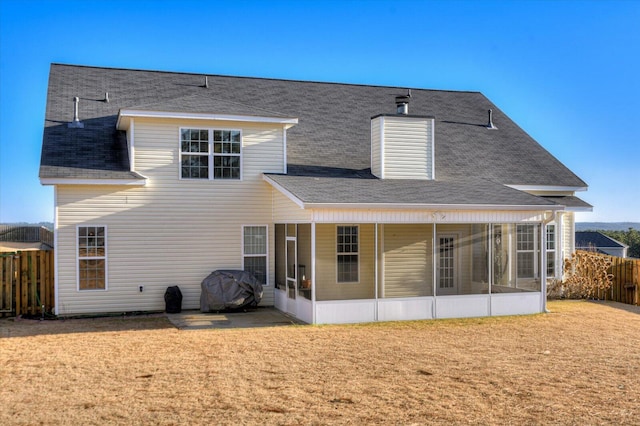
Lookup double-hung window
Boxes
[516,224,536,278]
[546,224,556,277]
[180,128,241,179]
[243,226,268,285]
[77,226,107,290]
[337,225,359,283]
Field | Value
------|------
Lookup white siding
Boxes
[272,189,312,222]
[315,224,375,301]
[382,116,434,180]
[382,224,433,297]
[371,117,382,178]
[55,118,285,315]
[562,212,575,258]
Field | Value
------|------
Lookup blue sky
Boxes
[0,0,638,223]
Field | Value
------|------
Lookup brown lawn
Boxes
[1,300,639,425]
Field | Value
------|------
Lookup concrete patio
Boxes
[166,307,305,330]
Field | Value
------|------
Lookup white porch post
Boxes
[432,222,437,318]
[488,224,493,316]
[311,222,316,324]
[541,220,548,313]
[374,223,378,321]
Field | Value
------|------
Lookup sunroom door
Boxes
[286,237,297,314]
[437,235,458,295]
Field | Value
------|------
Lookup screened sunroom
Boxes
[265,173,569,324]
[273,219,560,324]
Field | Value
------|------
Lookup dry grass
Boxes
[1,300,639,425]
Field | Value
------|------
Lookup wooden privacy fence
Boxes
[0,250,55,317]
[595,255,640,305]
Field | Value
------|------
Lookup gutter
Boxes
[303,202,565,211]
[40,176,148,186]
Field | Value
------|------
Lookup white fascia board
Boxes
[117,110,298,130]
[303,202,565,211]
[40,177,147,186]
[262,175,305,208]
[506,184,588,193]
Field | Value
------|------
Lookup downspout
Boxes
[53,186,59,316]
[541,211,555,313]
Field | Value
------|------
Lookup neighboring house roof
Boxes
[575,231,628,250]
[41,64,587,194]
[0,226,53,251]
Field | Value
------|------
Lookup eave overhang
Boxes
[40,177,147,186]
[506,184,588,193]
[116,110,298,130]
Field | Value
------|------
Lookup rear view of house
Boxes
[40,64,591,323]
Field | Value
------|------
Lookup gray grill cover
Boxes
[200,270,263,312]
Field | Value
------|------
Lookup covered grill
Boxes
[200,270,263,312]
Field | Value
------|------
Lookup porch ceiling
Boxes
[264,173,562,211]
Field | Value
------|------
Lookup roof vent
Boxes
[104,92,110,103]
[68,96,84,128]
[395,90,411,115]
[487,109,498,129]
[204,76,209,88]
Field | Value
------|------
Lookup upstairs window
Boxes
[180,128,241,180]
[213,130,241,179]
[181,129,209,179]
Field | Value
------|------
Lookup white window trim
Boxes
[336,224,360,284]
[516,224,539,279]
[546,223,557,278]
[76,225,108,292]
[436,232,461,294]
[179,127,243,181]
[242,225,269,286]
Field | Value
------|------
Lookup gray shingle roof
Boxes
[266,173,558,207]
[541,196,592,209]
[41,63,587,191]
[575,231,628,249]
